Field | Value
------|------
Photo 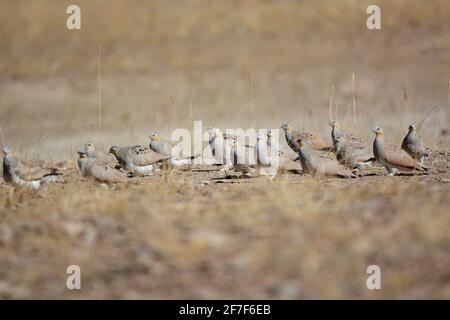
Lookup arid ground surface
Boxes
[0,0,449,298]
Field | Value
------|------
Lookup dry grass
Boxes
[1,167,450,299]
[0,0,449,299]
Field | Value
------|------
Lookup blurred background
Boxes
[0,0,449,159]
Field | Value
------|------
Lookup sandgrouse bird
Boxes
[77,151,135,183]
[230,138,257,177]
[2,146,65,190]
[281,122,331,153]
[109,145,170,176]
[401,124,426,165]
[83,142,118,166]
[148,132,200,165]
[206,127,235,166]
[372,127,429,176]
[257,130,302,174]
[328,120,367,150]
[296,139,355,178]
[148,133,178,156]
[334,135,374,171]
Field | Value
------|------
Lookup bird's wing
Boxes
[95,151,118,164]
[301,132,331,150]
[386,143,401,152]
[21,159,48,167]
[129,145,169,166]
[90,162,127,183]
[347,134,368,149]
[317,150,336,161]
[384,148,421,170]
[17,163,54,181]
[349,145,374,162]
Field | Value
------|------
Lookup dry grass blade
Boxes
[329,84,334,120]
[0,125,5,146]
[352,72,356,126]
[417,105,441,133]
[97,46,102,129]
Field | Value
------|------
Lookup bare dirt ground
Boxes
[0,0,449,299]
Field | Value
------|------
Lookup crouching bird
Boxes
[296,139,356,178]
[372,127,429,176]
[2,146,65,190]
[77,151,137,184]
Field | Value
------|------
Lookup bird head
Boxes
[84,142,95,153]
[372,127,384,138]
[280,122,292,131]
[2,145,12,156]
[408,124,417,132]
[109,145,119,155]
[149,132,161,142]
[214,128,224,137]
[328,119,340,128]
[256,131,267,142]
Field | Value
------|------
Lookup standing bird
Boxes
[334,135,374,171]
[2,146,64,190]
[77,151,135,183]
[206,128,234,166]
[281,122,331,152]
[230,139,257,177]
[328,120,367,150]
[148,132,200,165]
[83,142,118,166]
[109,145,170,176]
[372,127,429,176]
[401,124,426,165]
[256,130,302,176]
[148,133,178,157]
[296,139,355,178]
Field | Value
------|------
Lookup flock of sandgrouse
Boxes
[1,121,430,190]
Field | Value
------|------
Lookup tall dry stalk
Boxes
[417,105,440,133]
[97,46,102,129]
[248,72,255,128]
[189,91,194,124]
[447,76,450,145]
[189,91,194,145]
[329,84,335,120]
[352,72,356,127]
[335,98,340,121]
[0,125,5,146]
[403,86,410,127]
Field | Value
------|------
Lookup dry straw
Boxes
[97,46,102,129]
[417,105,440,134]
[329,84,335,120]
[352,72,356,126]
[0,125,5,146]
